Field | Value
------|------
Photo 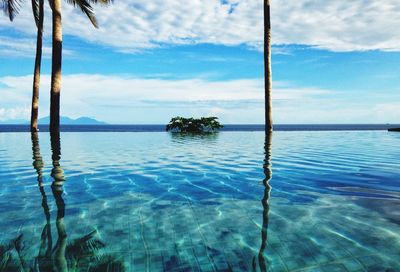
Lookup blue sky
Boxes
[0,0,400,124]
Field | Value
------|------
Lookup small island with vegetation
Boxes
[388,128,400,132]
[166,116,223,133]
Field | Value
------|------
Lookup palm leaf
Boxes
[65,0,98,28]
[66,230,106,260]
[65,0,113,28]
[31,0,40,27]
[87,0,113,3]
[0,243,13,271]
[0,236,26,271]
[1,0,22,21]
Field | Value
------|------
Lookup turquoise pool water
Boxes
[0,131,399,271]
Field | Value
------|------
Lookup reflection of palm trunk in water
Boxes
[253,133,272,272]
[50,131,68,272]
[31,132,53,270]
[31,132,117,271]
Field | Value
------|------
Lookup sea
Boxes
[0,124,399,132]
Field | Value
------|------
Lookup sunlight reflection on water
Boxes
[0,131,399,271]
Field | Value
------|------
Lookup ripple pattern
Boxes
[0,131,399,271]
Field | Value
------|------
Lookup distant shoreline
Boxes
[1,124,399,132]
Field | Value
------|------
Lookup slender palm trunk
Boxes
[30,0,44,132]
[52,183,67,272]
[31,131,53,269]
[259,132,272,270]
[50,130,67,272]
[50,0,62,132]
[264,0,272,132]
[252,132,273,271]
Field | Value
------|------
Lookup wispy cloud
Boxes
[0,36,73,58]
[0,107,30,121]
[1,0,400,53]
[1,74,399,124]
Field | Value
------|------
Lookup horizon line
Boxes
[1,123,399,126]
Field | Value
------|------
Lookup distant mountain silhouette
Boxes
[1,116,106,125]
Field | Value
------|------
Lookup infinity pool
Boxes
[0,131,399,271]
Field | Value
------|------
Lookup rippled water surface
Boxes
[0,131,399,271]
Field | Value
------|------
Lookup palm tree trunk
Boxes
[50,0,62,132]
[30,0,44,132]
[259,132,272,269]
[264,0,273,132]
[50,130,67,272]
[53,185,68,272]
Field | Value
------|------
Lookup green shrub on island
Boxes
[166,117,223,133]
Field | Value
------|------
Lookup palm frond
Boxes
[1,0,22,21]
[13,234,24,253]
[87,0,113,4]
[66,230,106,260]
[65,0,113,28]
[0,243,13,271]
[31,0,40,27]
[65,0,98,28]
[48,0,53,10]
[0,252,12,271]
[0,236,26,271]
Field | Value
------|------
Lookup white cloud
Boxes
[0,36,50,57]
[273,1,400,52]
[0,36,74,58]
[1,0,400,53]
[1,74,399,124]
[0,107,30,121]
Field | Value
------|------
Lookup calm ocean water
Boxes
[0,131,399,271]
[0,124,399,132]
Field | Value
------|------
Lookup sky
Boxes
[1,0,400,124]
